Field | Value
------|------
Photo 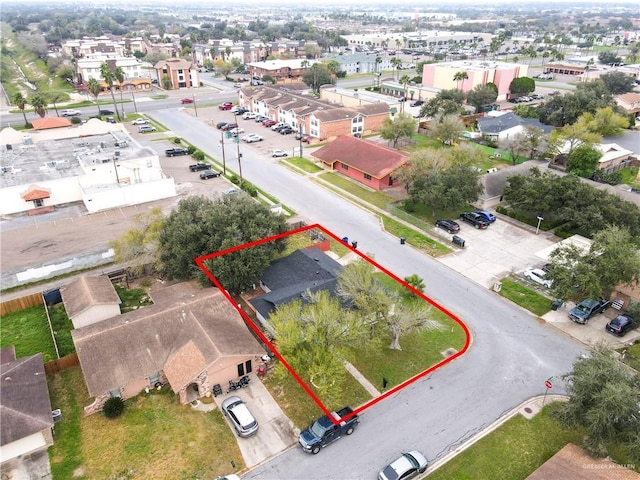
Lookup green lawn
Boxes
[48,303,75,357]
[620,341,640,372]
[282,157,323,173]
[48,367,244,480]
[0,305,57,361]
[426,404,587,480]
[381,216,451,256]
[318,172,395,210]
[498,279,552,316]
[114,284,153,313]
[620,166,640,189]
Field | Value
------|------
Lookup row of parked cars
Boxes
[435,210,496,235]
[508,93,544,104]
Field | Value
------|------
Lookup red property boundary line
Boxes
[195,223,472,425]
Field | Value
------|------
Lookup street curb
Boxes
[423,394,569,476]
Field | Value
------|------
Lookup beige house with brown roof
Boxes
[71,282,265,414]
[61,276,121,329]
[616,92,640,116]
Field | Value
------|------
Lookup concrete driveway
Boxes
[214,376,297,468]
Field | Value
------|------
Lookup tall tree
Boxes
[28,91,48,118]
[390,57,403,80]
[113,66,126,113]
[302,63,334,93]
[12,92,29,126]
[86,78,103,117]
[99,62,121,120]
[453,71,468,90]
[466,84,498,113]
[566,144,601,177]
[579,107,629,136]
[109,208,165,275]
[158,195,288,293]
[428,113,465,146]
[379,112,416,148]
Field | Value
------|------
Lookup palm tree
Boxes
[87,78,103,117]
[390,57,403,80]
[324,59,340,78]
[28,91,48,118]
[375,55,382,87]
[100,62,121,121]
[12,92,28,126]
[113,66,126,114]
[453,71,468,90]
[399,74,410,111]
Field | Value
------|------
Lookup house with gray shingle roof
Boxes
[249,248,343,326]
[312,135,408,190]
[0,347,54,477]
[60,275,121,329]
[71,281,265,413]
[476,112,555,142]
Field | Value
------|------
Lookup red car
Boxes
[262,119,277,127]
[181,98,194,104]
[219,102,233,110]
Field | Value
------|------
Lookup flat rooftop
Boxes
[1,132,153,188]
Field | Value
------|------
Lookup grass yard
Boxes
[282,157,323,174]
[115,284,153,313]
[498,279,552,316]
[1,305,57,361]
[48,303,75,357]
[426,404,587,480]
[620,341,640,372]
[317,172,395,210]
[48,367,244,480]
[620,166,640,189]
[381,216,450,256]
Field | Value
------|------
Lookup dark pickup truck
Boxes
[298,406,359,454]
[165,147,189,157]
[569,298,610,324]
[189,163,210,172]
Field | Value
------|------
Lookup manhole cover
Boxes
[524,407,532,413]
[441,348,458,358]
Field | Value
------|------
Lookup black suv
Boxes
[605,314,635,336]
[189,163,209,172]
[166,147,189,157]
[435,219,460,234]
[459,212,489,229]
[200,170,221,179]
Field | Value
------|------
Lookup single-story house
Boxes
[594,143,635,172]
[71,281,265,414]
[615,92,640,116]
[249,247,343,326]
[312,135,408,190]
[0,347,54,479]
[61,275,121,329]
[476,112,555,142]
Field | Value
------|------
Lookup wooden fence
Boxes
[1,292,44,316]
[44,353,79,375]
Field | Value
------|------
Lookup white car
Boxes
[271,122,287,131]
[378,451,428,480]
[131,118,148,125]
[271,149,288,157]
[61,109,81,117]
[242,134,263,143]
[230,127,244,135]
[524,268,553,288]
[242,112,256,120]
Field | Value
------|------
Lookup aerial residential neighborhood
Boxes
[1,1,640,479]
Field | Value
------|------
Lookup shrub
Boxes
[70,116,81,124]
[192,150,205,161]
[173,137,182,144]
[229,175,240,185]
[241,182,258,197]
[103,397,125,418]
[187,145,196,155]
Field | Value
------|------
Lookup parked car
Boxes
[271,149,288,157]
[254,115,268,123]
[242,112,257,120]
[523,268,553,288]
[410,100,424,107]
[298,406,359,454]
[61,109,81,117]
[221,396,258,437]
[138,125,156,133]
[378,451,428,480]
[262,119,277,127]
[189,162,209,171]
[271,122,287,131]
[530,93,545,100]
[216,122,229,130]
[569,298,610,324]
[605,314,635,337]
[234,107,249,115]
[233,83,243,88]
[473,209,496,223]
[131,118,148,125]
[99,109,114,115]
[165,147,189,157]
[435,219,460,234]
[242,134,263,143]
[221,123,238,131]
[199,170,222,179]
[218,102,234,110]
[279,127,294,135]
[230,127,245,136]
[459,212,489,229]
[180,98,194,104]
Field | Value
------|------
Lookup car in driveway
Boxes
[131,118,149,125]
[219,102,234,110]
[459,212,489,229]
[473,209,496,223]
[378,451,428,480]
[523,268,553,288]
[180,98,194,104]
[199,170,221,179]
[138,125,156,133]
[221,396,258,437]
[605,314,635,337]
[242,133,263,143]
[435,219,460,234]
[99,109,114,115]
[61,109,81,117]
[271,149,288,157]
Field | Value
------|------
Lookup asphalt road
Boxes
[148,109,586,479]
